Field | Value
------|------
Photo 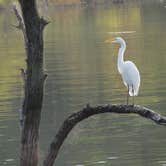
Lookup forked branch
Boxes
[43,104,166,166]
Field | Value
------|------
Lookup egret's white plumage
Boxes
[121,61,140,96]
[105,37,140,104]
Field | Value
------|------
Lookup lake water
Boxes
[0,1,166,166]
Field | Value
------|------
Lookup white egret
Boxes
[105,37,140,105]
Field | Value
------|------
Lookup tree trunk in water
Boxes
[17,0,47,166]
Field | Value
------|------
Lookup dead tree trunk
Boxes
[15,1,48,166]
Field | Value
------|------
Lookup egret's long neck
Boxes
[117,41,126,73]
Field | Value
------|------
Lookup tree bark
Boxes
[43,104,166,166]
[16,1,48,166]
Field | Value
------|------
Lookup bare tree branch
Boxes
[13,5,28,56]
[43,104,166,166]
[13,5,24,30]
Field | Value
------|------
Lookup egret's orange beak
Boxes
[104,38,116,43]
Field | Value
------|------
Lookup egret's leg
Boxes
[132,85,134,105]
[127,85,129,105]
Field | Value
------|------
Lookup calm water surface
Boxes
[0,1,166,166]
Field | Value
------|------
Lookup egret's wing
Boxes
[122,61,140,96]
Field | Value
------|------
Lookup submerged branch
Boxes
[43,104,166,166]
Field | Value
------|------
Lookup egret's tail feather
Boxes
[129,86,139,96]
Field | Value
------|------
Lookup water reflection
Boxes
[0,1,166,166]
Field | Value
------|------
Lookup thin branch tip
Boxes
[13,5,24,28]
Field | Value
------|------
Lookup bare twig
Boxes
[43,104,166,166]
[20,68,26,82]
[13,5,24,30]
[13,5,28,56]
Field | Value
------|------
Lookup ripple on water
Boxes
[107,31,136,34]
[107,156,119,160]
[158,161,166,164]
[5,159,14,162]
[93,160,107,164]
